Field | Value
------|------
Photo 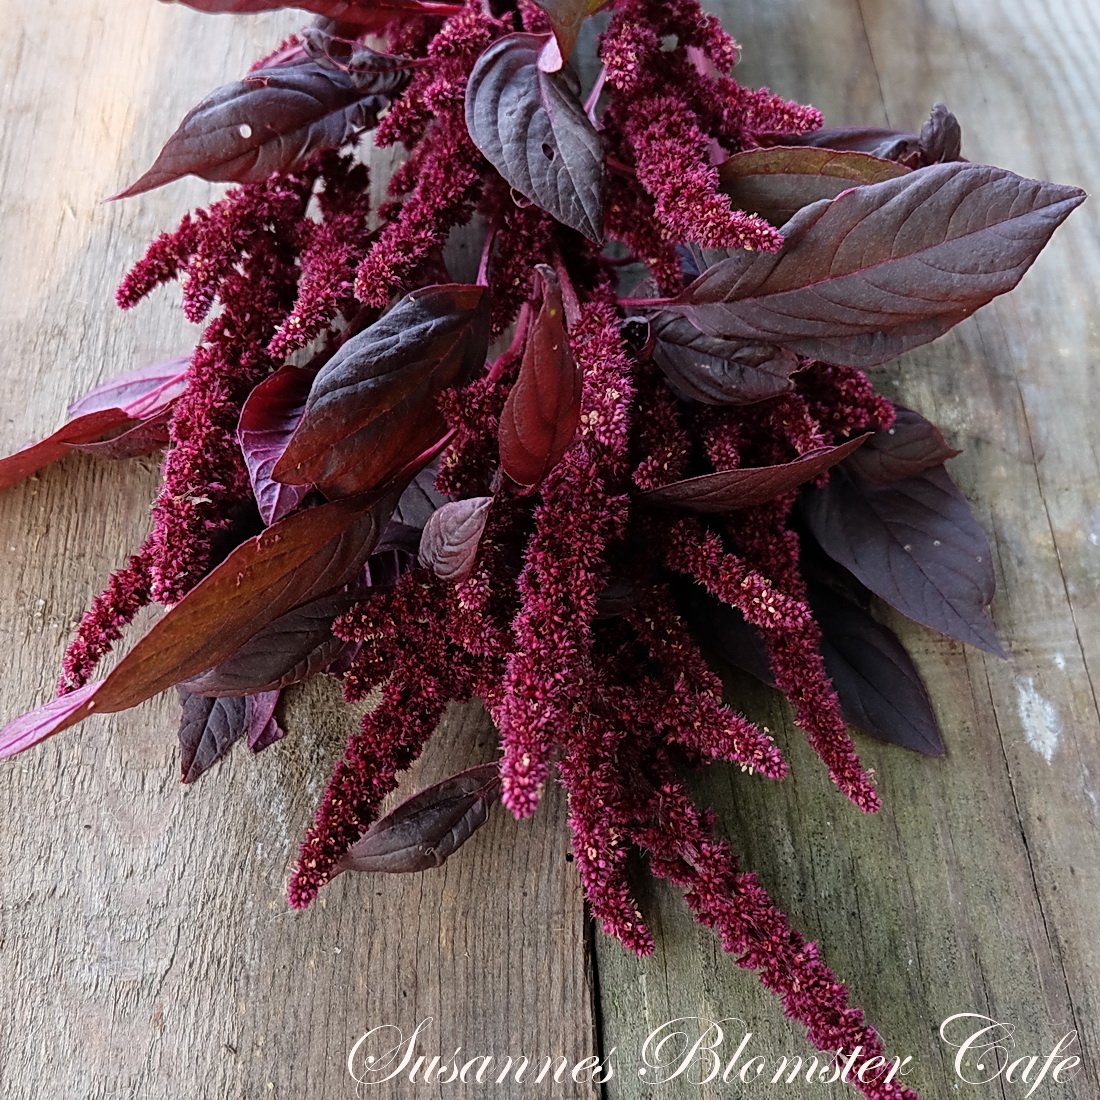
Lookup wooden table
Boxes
[1,2,1096,1097]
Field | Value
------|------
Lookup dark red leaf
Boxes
[0,493,394,756]
[176,690,250,782]
[465,33,604,241]
[113,61,402,199]
[649,311,802,405]
[810,585,945,756]
[67,409,174,460]
[336,763,501,874]
[499,268,582,486]
[529,0,610,66]
[0,358,189,491]
[672,163,1085,368]
[845,405,960,484]
[717,145,909,227]
[274,284,489,499]
[802,464,1004,655]
[759,125,921,164]
[246,690,286,752]
[684,585,943,755]
[392,459,449,530]
[238,365,313,525]
[181,590,357,696]
[67,357,190,419]
[0,683,101,759]
[162,0,461,28]
[418,497,492,582]
[639,435,868,513]
[302,19,412,80]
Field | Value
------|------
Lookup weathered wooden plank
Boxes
[0,5,595,1099]
[595,1,1100,1097]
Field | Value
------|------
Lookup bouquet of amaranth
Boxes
[0,0,1084,1095]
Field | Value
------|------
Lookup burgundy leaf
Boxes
[845,405,959,485]
[67,357,190,419]
[639,435,868,513]
[113,62,402,199]
[499,268,582,486]
[810,584,945,756]
[465,33,604,241]
[274,284,489,499]
[391,459,449,530]
[181,590,357,696]
[418,497,492,582]
[336,763,501,874]
[672,163,1085,368]
[0,410,144,492]
[649,311,802,405]
[238,365,313,525]
[176,690,250,782]
[530,0,610,66]
[802,464,1004,655]
[301,20,412,80]
[162,0,461,28]
[1,358,189,491]
[0,682,101,759]
[919,104,962,165]
[759,125,921,164]
[246,690,286,752]
[0,492,395,755]
[717,146,909,228]
[67,409,174,460]
[685,585,943,754]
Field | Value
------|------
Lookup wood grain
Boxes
[1,2,1097,1099]
[0,5,594,1099]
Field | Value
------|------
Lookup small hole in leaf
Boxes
[239,123,253,140]
[565,852,574,862]
[542,143,555,161]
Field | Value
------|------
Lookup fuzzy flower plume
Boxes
[7,0,1001,1092]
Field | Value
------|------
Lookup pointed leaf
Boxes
[716,146,909,227]
[684,585,943,754]
[67,409,174,460]
[68,357,190,419]
[810,584,945,755]
[336,763,501,874]
[802,464,1004,655]
[302,20,412,80]
[1,358,189,491]
[760,125,921,164]
[181,590,357,696]
[649,311,802,405]
[0,493,394,756]
[673,163,1086,368]
[639,434,868,513]
[418,497,492,581]
[845,405,959,485]
[465,32,604,241]
[114,62,402,198]
[0,683,102,759]
[246,690,286,752]
[274,284,489,499]
[238,365,313,525]
[530,0,610,66]
[177,690,250,782]
[499,269,582,486]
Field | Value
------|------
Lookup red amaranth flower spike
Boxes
[0,2,1086,1096]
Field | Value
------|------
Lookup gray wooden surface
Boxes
[1,1,1097,1098]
